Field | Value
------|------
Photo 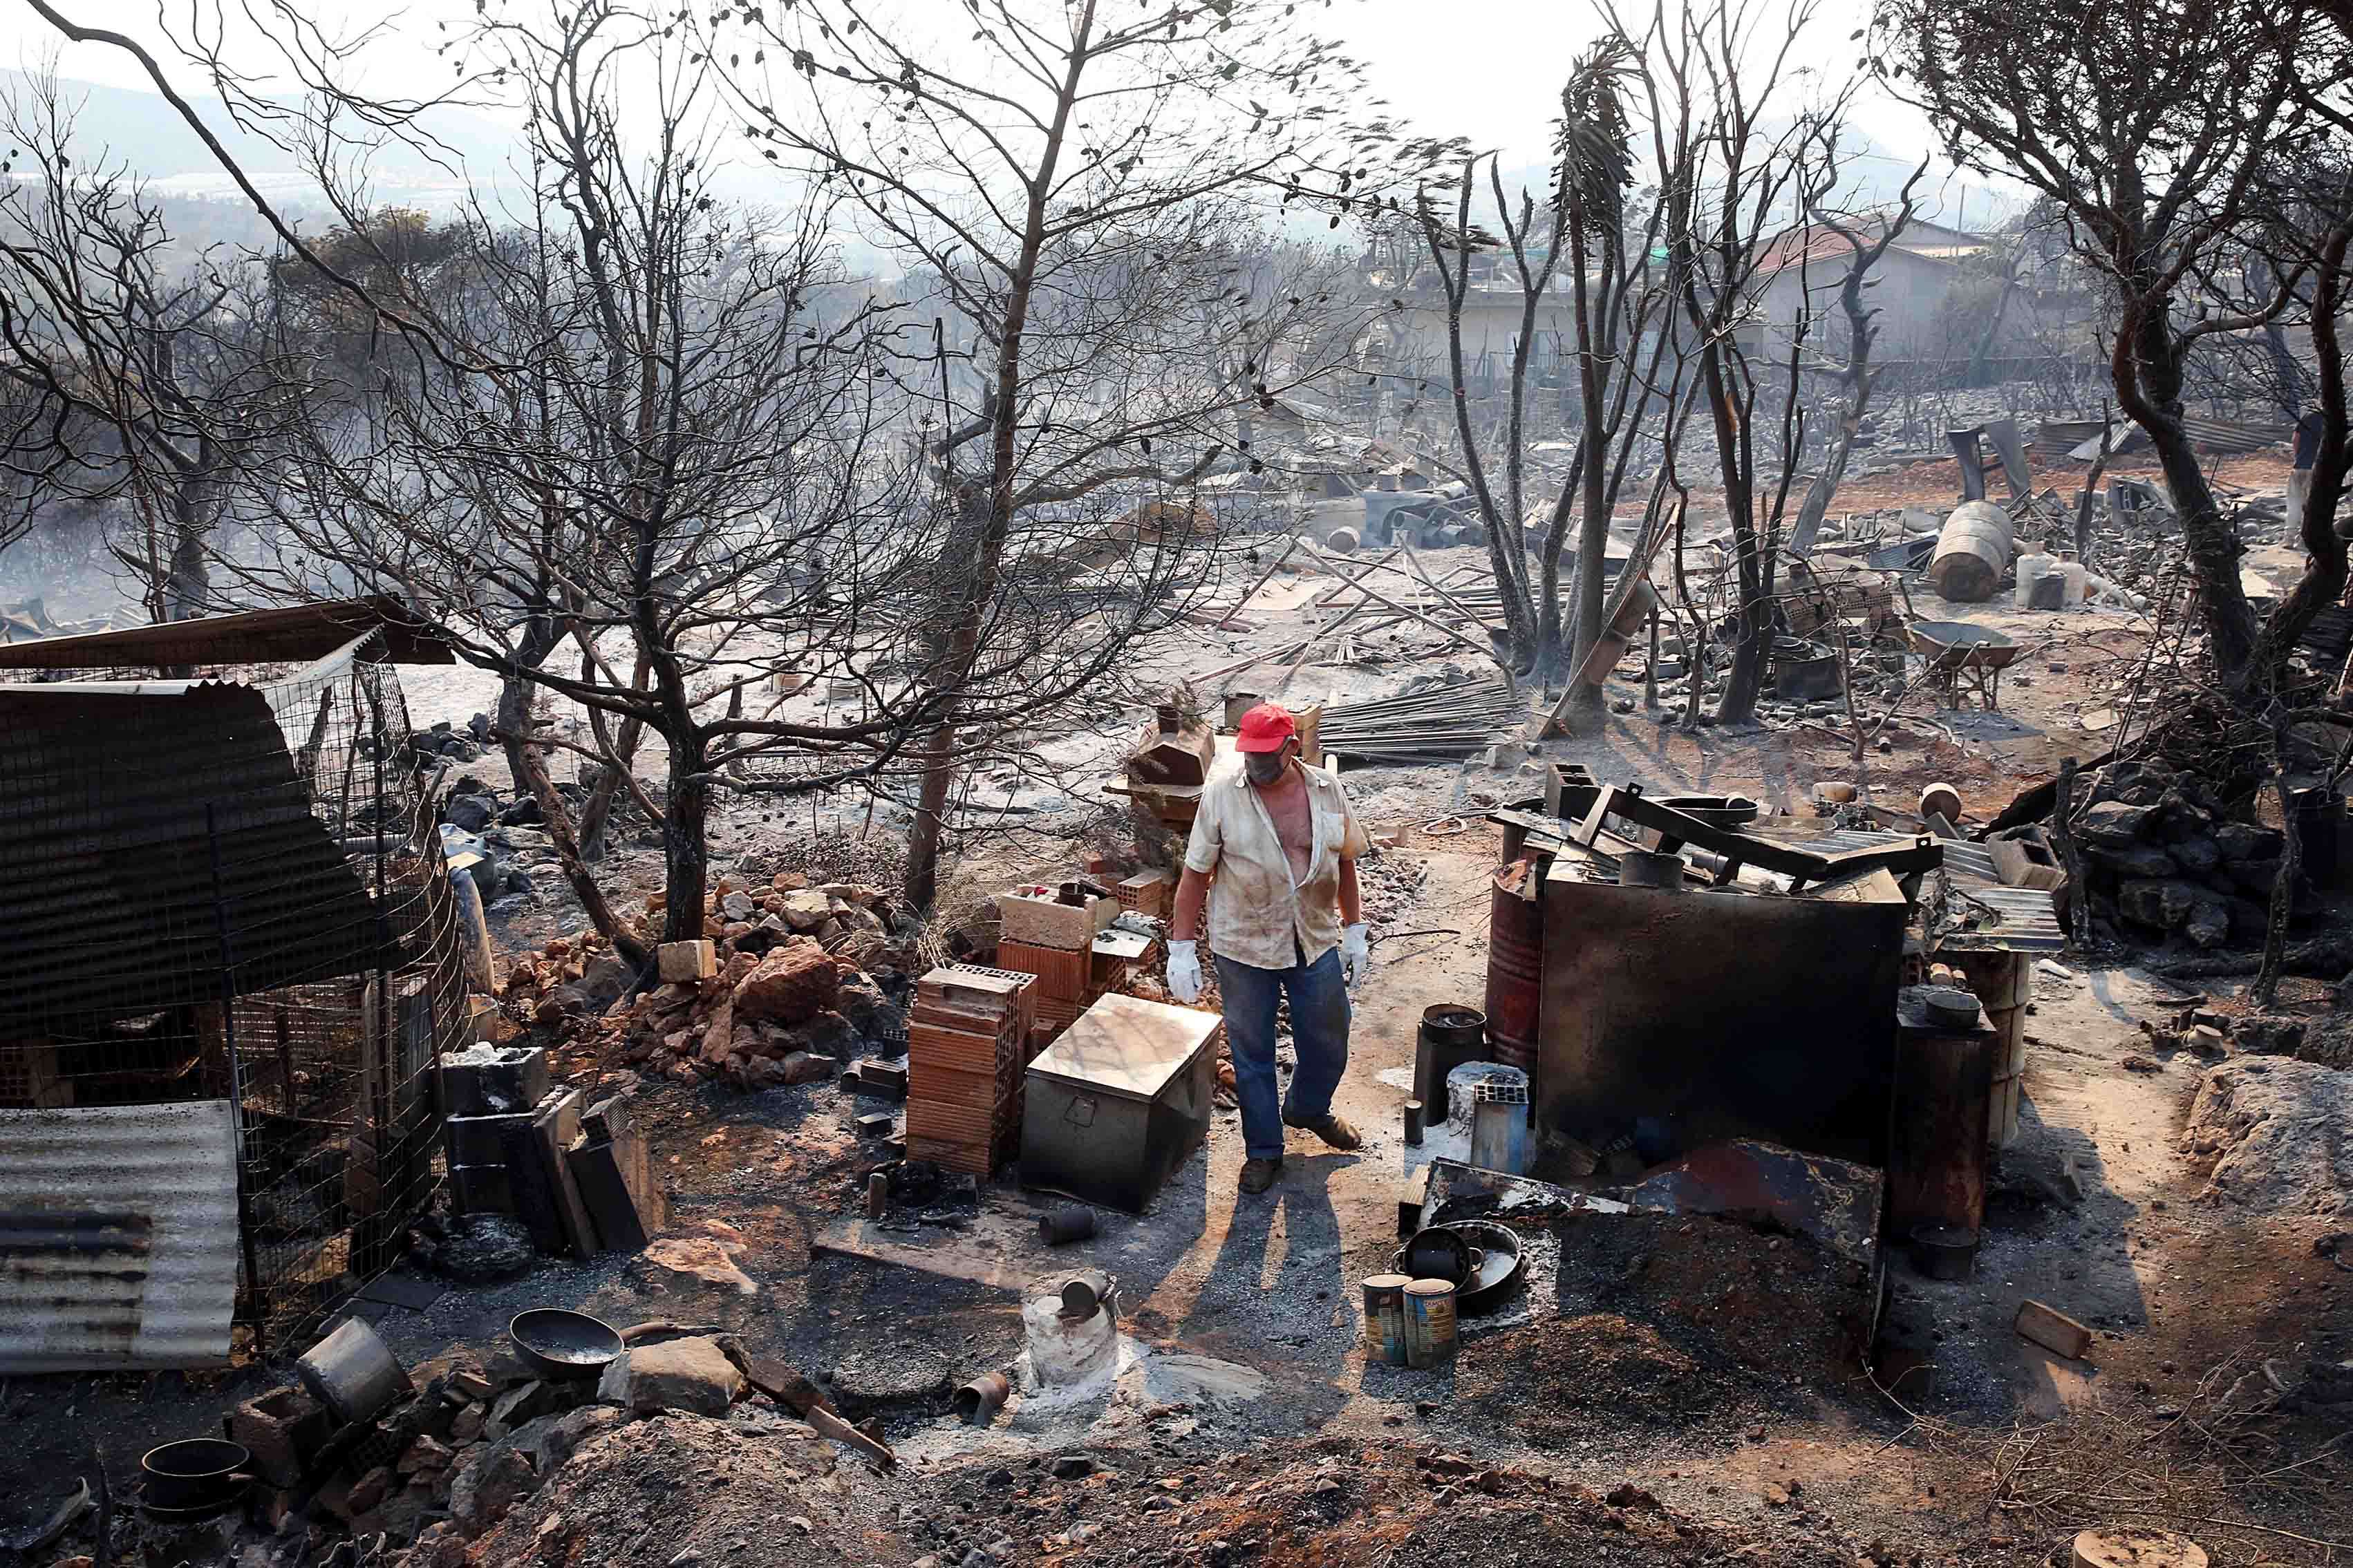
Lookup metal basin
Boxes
[509,1308,624,1380]
[1389,1220,1525,1314]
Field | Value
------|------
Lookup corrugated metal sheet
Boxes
[1802,830,2063,950]
[0,681,395,1034]
[0,1100,238,1372]
[0,596,452,671]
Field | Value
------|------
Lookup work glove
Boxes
[1166,939,1203,1004]
[1340,923,1371,988]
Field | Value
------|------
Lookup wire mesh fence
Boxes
[0,630,466,1345]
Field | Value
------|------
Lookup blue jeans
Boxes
[1215,947,1351,1160]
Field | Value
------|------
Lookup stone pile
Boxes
[2068,757,2293,949]
[499,872,910,1093]
[169,1314,812,1568]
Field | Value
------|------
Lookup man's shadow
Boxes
[1174,1151,1362,1392]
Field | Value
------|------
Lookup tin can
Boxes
[1361,1274,1413,1366]
[1403,1278,1458,1368]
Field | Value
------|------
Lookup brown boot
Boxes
[1239,1156,1283,1195]
[1284,1112,1361,1151]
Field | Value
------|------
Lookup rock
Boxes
[2170,835,2222,875]
[2117,878,2200,932]
[510,1405,625,1474]
[798,1010,858,1059]
[410,1522,469,1568]
[450,1404,487,1444]
[450,1445,537,1537]
[2184,895,2232,950]
[596,1336,745,1415]
[641,1234,759,1294]
[780,1050,833,1085]
[486,1379,574,1442]
[778,889,835,932]
[2215,822,2285,861]
[1051,1454,1096,1480]
[2077,800,2157,848]
[732,939,841,1026]
[2092,844,2179,878]
[834,970,895,1034]
[399,1433,456,1475]
[720,891,757,920]
[499,795,545,826]
[346,1464,394,1516]
[444,795,498,833]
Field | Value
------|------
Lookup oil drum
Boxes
[1483,860,1541,1077]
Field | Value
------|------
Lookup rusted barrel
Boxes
[1483,859,1542,1079]
[1927,500,2014,603]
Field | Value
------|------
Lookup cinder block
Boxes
[444,1110,534,1167]
[657,940,719,983]
[438,1045,550,1117]
[449,1162,518,1215]
[226,1385,332,1486]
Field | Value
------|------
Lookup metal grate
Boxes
[0,632,465,1345]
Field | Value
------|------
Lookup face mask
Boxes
[1244,750,1288,786]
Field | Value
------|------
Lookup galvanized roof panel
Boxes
[1801,829,2063,951]
[0,596,452,671]
[0,1100,238,1372]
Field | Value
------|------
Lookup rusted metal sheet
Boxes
[0,681,396,1035]
[0,596,451,671]
[0,1101,239,1372]
[1537,850,1907,1167]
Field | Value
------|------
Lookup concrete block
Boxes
[438,1045,550,1117]
[444,1110,535,1167]
[657,939,718,982]
[227,1385,331,1486]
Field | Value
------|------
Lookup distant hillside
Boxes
[0,68,524,214]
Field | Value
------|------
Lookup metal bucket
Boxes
[1403,1279,1459,1367]
[1927,500,2014,604]
[1362,1274,1412,1365]
[1771,637,1845,703]
[1483,863,1541,1077]
[1414,1004,1488,1122]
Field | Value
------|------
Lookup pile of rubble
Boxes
[499,873,910,1094]
[2068,757,2290,949]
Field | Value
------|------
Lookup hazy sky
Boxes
[0,0,1962,200]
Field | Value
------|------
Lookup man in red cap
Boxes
[1166,701,1370,1195]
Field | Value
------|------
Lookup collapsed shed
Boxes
[0,602,468,1369]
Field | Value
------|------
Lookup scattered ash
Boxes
[1357,849,1432,929]
[411,1211,538,1283]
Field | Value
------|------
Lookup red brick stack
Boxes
[904,965,1038,1174]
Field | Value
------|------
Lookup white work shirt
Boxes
[1183,757,1369,971]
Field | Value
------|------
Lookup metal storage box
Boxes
[1020,994,1221,1213]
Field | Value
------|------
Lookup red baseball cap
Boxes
[1235,702,1297,753]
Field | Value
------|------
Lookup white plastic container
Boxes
[2056,551,2087,608]
[2014,548,2057,610]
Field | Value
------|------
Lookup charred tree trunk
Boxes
[662,730,711,946]
[494,638,648,967]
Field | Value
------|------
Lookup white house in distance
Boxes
[1743,214,2000,363]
